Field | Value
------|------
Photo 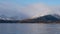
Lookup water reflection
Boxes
[0,23,60,34]
[46,24,60,34]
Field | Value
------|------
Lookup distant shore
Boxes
[0,19,60,23]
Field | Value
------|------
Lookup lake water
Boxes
[0,23,60,34]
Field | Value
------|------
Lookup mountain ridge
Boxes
[20,14,60,23]
[0,14,60,23]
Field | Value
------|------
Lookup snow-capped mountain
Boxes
[0,13,60,21]
[20,14,60,23]
[52,14,60,19]
[0,15,18,20]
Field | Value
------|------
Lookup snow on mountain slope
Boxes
[52,14,60,19]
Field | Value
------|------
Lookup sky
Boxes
[0,0,60,6]
[0,0,60,20]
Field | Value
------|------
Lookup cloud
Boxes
[21,3,52,18]
[50,6,60,15]
[0,2,59,20]
[0,2,30,20]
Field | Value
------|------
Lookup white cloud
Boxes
[0,2,30,20]
[0,2,59,20]
[21,3,52,18]
[50,6,60,15]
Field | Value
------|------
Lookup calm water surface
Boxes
[0,23,60,34]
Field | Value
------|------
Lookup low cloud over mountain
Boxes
[0,2,60,20]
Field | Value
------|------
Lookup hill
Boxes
[20,15,60,23]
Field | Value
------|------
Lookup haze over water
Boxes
[0,23,60,34]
